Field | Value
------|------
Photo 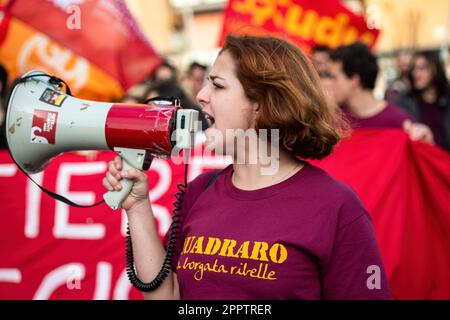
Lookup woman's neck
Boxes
[231,149,303,190]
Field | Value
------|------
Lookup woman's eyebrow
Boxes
[208,75,225,81]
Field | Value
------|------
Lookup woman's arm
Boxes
[103,156,180,300]
[126,200,180,300]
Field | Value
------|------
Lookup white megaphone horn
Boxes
[6,70,199,210]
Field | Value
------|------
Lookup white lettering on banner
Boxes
[0,164,17,177]
[93,262,112,300]
[152,204,171,236]
[149,159,172,237]
[113,268,132,300]
[33,263,85,300]
[18,34,88,92]
[17,160,176,239]
[121,210,128,237]
[54,162,107,239]
[17,262,131,300]
[0,268,22,283]
[1,155,238,298]
[25,172,44,238]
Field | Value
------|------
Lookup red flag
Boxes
[0,4,10,45]
[1,0,161,100]
[219,0,380,52]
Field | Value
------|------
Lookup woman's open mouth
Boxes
[204,113,215,128]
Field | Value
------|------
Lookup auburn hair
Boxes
[221,35,346,159]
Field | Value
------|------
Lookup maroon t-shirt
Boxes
[167,163,392,300]
[344,103,413,129]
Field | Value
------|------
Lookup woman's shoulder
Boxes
[302,164,368,217]
[302,164,357,194]
[301,164,372,231]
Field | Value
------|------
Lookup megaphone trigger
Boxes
[103,147,150,210]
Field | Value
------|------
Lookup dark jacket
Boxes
[397,93,450,151]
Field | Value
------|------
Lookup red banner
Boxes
[219,0,380,52]
[313,130,450,299]
[0,130,449,299]
[0,0,161,101]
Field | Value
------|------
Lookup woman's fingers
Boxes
[104,156,149,197]
[120,168,145,182]
[102,177,114,191]
[108,160,122,180]
[114,156,122,171]
[106,171,122,190]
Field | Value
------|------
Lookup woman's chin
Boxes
[205,125,217,136]
[204,142,216,153]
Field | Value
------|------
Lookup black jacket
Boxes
[397,93,450,151]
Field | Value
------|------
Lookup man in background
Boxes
[329,43,434,144]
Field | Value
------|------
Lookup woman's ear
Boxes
[253,101,261,113]
[250,102,260,128]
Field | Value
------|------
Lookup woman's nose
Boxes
[196,85,209,106]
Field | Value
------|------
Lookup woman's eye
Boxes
[213,83,224,89]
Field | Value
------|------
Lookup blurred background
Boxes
[126,0,450,99]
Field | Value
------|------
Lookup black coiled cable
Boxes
[125,162,188,291]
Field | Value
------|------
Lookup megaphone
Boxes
[6,70,199,210]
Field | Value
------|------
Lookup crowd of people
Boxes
[312,43,450,151]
